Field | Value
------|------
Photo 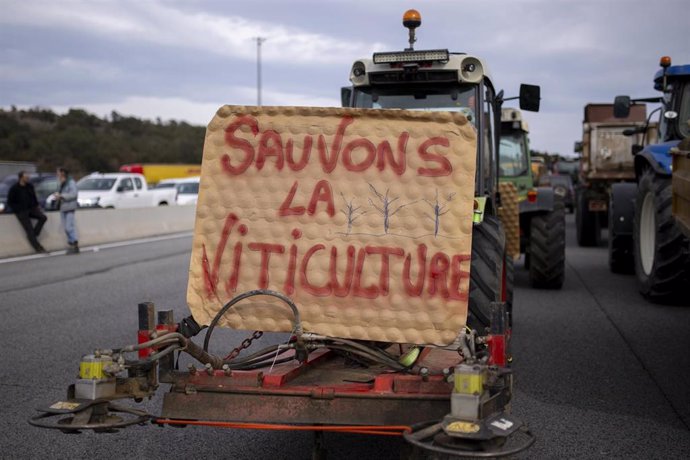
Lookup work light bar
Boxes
[372,49,449,64]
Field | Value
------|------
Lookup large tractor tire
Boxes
[633,169,690,301]
[576,192,600,247]
[608,183,636,274]
[504,254,514,328]
[529,199,566,289]
[468,215,505,331]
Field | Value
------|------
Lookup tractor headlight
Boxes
[350,61,367,85]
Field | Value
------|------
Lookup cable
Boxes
[302,334,405,370]
[224,343,285,364]
[203,290,303,353]
[330,337,400,362]
[325,344,406,371]
[226,346,292,367]
[230,356,296,371]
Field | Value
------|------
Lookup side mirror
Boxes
[574,141,583,153]
[519,84,540,112]
[341,87,353,108]
[613,95,631,118]
[116,186,124,193]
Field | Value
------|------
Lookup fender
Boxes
[609,182,637,236]
[634,141,679,178]
[519,186,555,214]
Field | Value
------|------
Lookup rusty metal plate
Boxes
[161,391,449,426]
[187,106,478,345]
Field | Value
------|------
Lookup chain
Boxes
[224,330,264,361]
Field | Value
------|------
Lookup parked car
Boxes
[0,173,59,213]
[70,173,178,209]
[154,176,200,205]
[541,174,575,213]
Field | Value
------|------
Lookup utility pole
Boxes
[254,37,267,107]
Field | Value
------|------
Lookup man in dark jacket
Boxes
[7,171,47,253]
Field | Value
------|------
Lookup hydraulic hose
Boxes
[203,290,303,353]
[119,332,186,352]
[325,344,406,371]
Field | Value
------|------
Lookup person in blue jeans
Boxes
[55,167,79,254]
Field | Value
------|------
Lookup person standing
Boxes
[55,167,79,254]
[7,171,47,253]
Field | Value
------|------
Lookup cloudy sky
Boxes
[1,0,688,156]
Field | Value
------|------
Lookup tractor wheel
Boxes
[529,199,566,289]
[608,184,636,274]
[633,169,690,301]
[504,254,514,328]
[468,215,505,331]
[576,192,600,247]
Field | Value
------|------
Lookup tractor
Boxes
[498,108,565,292]
[30,10,539,458]
[612,56,690,301]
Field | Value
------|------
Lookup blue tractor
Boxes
[612,57,690,302]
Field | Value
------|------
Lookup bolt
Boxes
[420,367,429,381]
[187,363,197,375]
[222,364,231,376]
[205,363,214,375]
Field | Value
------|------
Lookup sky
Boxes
[1,0,688,157]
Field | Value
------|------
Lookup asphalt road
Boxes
[1,216,688,459]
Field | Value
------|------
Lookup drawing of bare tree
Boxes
[424,189,456,236]
[340,192,366,234]
[368,184,410,234]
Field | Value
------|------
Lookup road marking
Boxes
[0,232,193,264]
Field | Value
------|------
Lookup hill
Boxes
[0,107,205,178]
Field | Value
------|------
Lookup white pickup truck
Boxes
[74,173,177,209]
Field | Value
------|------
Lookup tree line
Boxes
[0,107,205,178]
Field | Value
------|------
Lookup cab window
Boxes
[499,133,529,177]
[120,178,134,191]
[482,85,496,186]
[353,84,479,126]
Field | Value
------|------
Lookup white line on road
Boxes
[0,232,194,264]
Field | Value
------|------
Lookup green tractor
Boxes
[498,108,565,290]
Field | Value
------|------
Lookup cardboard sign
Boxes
[187,106,477,346]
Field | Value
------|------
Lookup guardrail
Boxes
[0,206,196,258]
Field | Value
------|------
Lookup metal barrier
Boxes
[0,206,196,258]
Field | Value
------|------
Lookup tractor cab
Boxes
[614,56,690,173]
[342,9,539,210]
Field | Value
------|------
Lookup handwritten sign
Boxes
[187,106,477,346]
